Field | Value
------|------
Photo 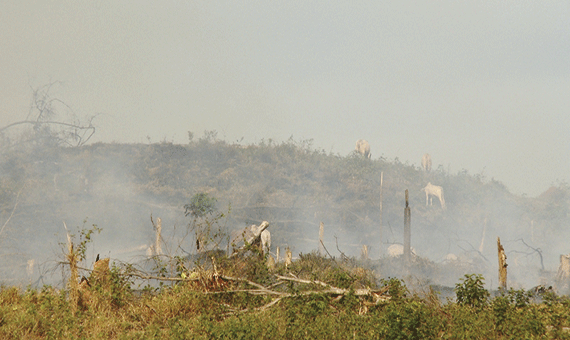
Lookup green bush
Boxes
[455,274,489,308]
[379,299,444,340]
[381,277,409,300]
[4,272,570,339]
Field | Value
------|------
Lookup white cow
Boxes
[422,182,446,210]
[421,153,432,172]
[251,224,271,255]
[355,139,371,159]
[387,244,416,257]
[230,221,271,255]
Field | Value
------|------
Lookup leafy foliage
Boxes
[184,192,217,219]
[455,274,490,308]
[3,272,570,338]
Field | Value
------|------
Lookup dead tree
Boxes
[285,247,292,268]
[155,217,162,255]
[318,222,325,256]
[497,237,507,290]
[0,82,96,149]
[149,215,163,256]
[361,245,369,260]
[556,254,570,293]
[404,190,411,265]
[379,171,383,258]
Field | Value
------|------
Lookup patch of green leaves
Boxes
[455,274,489,308]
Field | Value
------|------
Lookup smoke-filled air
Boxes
[1,2,569,294]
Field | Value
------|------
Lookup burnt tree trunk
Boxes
[404,190,411,265]
[497,237,507,290]
[556,254,570,293]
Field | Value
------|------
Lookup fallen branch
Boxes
[228,280,391,315]
[275,274,390,297]
[64,255,391,313]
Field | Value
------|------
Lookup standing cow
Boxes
[229,221,271,256]
[422,182,446,210]
[251,224,271,255]
[355,139,371,159]
[421,153,432,172]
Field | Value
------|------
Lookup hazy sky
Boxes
[1,1,569,196]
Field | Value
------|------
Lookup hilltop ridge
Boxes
[0,132,568,287]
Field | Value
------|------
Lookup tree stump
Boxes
[497,237,507,290]
[556,254,570,293]
[361,245,369,260]
[404,190,411,265]
[285,247,292,268]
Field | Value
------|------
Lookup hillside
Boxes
[1,131,569,288]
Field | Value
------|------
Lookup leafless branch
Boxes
[515,238,544,270]
[0,184,25,238]
[334,235,349,261]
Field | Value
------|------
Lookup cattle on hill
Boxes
[355,139,371,159]
[421,153,432,172]
[422,182,446,210]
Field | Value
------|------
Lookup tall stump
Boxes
[404,190,411,265]
[497,237,508,291]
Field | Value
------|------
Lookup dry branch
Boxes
[217,274,391,315]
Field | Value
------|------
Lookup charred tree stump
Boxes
[556,254,570,293]
[149,215,163,256]
[497,237,507,290]
[404,190,411,265]
[285,247,292,268]
[155,217,162,255]
[361,245,369,260]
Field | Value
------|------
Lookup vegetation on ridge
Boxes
[1,125,570,338]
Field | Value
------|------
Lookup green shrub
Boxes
[380,277,409,300]
[491,290,547,338]
[379,299,444,340]
[455,274,489,308]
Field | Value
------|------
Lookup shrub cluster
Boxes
[2,268,570,339]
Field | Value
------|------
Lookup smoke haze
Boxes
[1,1,569,196]
[1,2,570,291]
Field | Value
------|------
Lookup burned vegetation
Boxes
[1,131,570,337]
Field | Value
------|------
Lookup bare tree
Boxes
[0,82,96,150]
